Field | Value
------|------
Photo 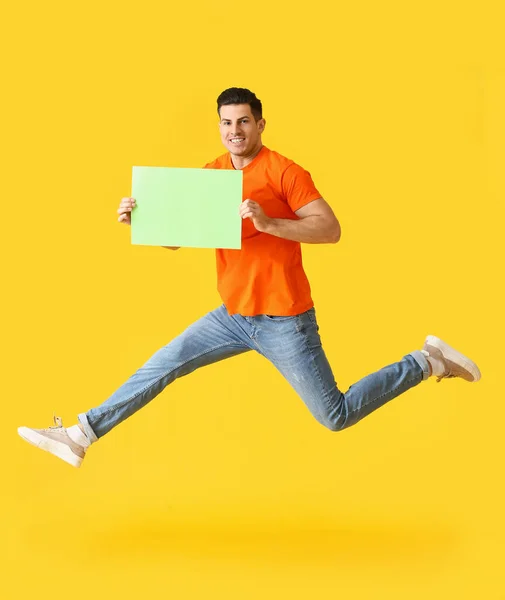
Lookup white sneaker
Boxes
[422,335,481,383]
[18,416,86,468]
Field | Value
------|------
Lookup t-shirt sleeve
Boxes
[281,163,322,212]
[203,158,223,169]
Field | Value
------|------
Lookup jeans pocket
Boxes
[264,314,296,321]
[305,307,319,331]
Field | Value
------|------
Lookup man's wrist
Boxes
[261,217,276,235]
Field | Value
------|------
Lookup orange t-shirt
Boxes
[204,146,322,316]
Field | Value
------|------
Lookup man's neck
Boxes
[230,143,264,170]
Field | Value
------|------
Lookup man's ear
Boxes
[258,118,266,134]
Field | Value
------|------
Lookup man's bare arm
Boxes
[240,197,341,244]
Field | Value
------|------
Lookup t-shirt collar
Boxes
[228,145,267,171]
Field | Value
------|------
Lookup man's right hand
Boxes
[117,197,136,225]
[117,197,180,250]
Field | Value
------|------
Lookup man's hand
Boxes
[117,196,180,250]
[239,199,271,233]
[117,197,136,225]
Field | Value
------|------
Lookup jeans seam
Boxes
[93,341,245,419]
[290,317,333,419]
[305,340,334,417]
[345,373,422,419]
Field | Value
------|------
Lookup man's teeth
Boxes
[231,138,245,143]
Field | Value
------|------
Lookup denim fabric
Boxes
[79,305,429,442]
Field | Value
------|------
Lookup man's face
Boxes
[219,104,265,156]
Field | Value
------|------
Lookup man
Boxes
[18,88,481,468]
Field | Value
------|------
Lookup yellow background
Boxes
[1,0,504,598]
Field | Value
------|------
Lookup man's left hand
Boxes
[239,199,271,233]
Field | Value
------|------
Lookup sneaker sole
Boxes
[17,427,83,468]
[426,335,481,382]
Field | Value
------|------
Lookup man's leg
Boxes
[18,305,253,465]
[254,308,480,431]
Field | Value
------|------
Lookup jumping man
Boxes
[18,87,481,468]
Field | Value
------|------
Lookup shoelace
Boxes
[436,372,456,383]
[49,416,64,429]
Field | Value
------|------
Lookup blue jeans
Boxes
[78,305,430,442]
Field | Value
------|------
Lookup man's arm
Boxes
[240,198,341,244]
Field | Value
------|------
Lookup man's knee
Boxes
[319,414,348,432]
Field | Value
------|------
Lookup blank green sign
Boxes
[131,166,243,249]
